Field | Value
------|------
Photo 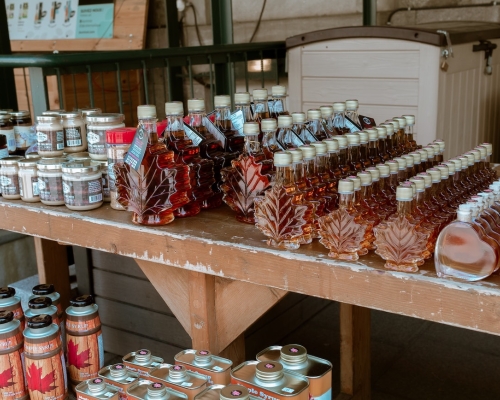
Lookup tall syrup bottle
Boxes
[234,92,253,122]
[292,112,317,144]
[277,115,304,149]
[332,103,349,134]
[307,110,328,141]
[261,119,281,159]
[213,95,245,153]
[252,89,270,124]
[345,99,359,127]
[320,106,335,137]
[269,85,288,118]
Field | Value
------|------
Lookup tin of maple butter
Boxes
[148,364,208,400]
[0,311,28,400]
[230,361,309,400]
[256,345,332,400]
[76,378,120,400]
[127,380,188,400]
[122,350,163,377]
[98,363,139,400]
[175,350,232,385]
[194,384,260,400]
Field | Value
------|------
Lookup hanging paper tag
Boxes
[359,115,377,129]
[124,126,148,171]
[230,109,245,135]
[203,116,226,148]
[345,116,362,132]
[183,123,204,146]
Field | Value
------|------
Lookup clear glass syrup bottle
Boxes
[332,135,350,179]
[393,117,408,155]
[277,115,303,149]
[366,129,381,166]
[234,92,253,122]
[358,131,371,169]
[213,95,245,153]
[292,112,316,144]
[375,126,389,163]
[332,102,349,134]
[261,118,282,160]
[320,106,336,137]
[345,99,359,126]
[381,123,397,158]
[307,109,328,141]
[270,85,288,118]
[345,133,363,173]
[402,115,417,152]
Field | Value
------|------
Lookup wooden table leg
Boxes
[33,237,70,309]
[337,303,371,400]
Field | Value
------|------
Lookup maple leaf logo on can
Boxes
[265,363,274,369]
[231,391,242,396]
[290,348,299,353]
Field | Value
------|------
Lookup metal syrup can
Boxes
[256,345,332,400]
[194,384,259,400]
[98,363,139,400]
[0,288,24,330]
[122,350,163,377]
[127,381,187,400]
[75,377,120,400]
[25,297,61,331]
[0,311,28,400]
[174,350,232,385]
[30,284,64,322]
[65,295,104,386]
[230,361,309,400]
[148,364,208,400]
[23,314,68,400]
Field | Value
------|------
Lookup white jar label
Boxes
[87,129,107,155]
[65,126,83,148]
[0,173,20,195]
[39,176,64,202]
[37,129,64,153]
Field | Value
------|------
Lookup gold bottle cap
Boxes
[396,186,413,201]
[402,155,414,166]
[252,89,268,101]
[409,177,425,191]
[137,105,156,118]
[214,95,231,107]
[443,161,455,174]
[188,98,205,112]
[427,168,441,182]
[358,131,368,143]
[348,175,361,190]
[366,167,380,181]
[366,129,378,141]
[386,160,399,173]
[417,149,428,161]
[381,123,394,135]
[333,102,346,112]
[291,112,306,124]
[220,385,250,400]
[165,101,184,115]
[393,117,406,128]
[345,99,359,110]
[310,141,327,155]
[417,172,432,188]
[402,115,415,126]
[280,344,308,364]
[234,92,251,104]
[409,152,421,164]
[299,145,316,159]
[481,142,493,155]
[273,151,293,166]
[346,133,360,145]
[243,122,260,135]
[323,138,339,152]
[277,115,293,128]
[376,163,390,177]
[261,118,277,131]
[338,179,354,194]
[375,126,387,138]
[307,109,321,120]
[333,135,347,148]
[475,146,487,159]
[288,149,303,162]
[271,85,287,96]
[358,172,372,185]
[394,157,407,169]
[256,361,284,381]
[319,106,333,118]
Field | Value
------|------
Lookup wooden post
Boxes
[33,238,70,309]
[337,303,371,400]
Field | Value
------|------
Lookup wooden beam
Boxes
[189,272,218,351]
[33,238,70,309]
[338,304,371,400]
[219,333,245,367]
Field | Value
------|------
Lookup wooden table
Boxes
[2,198,500,400]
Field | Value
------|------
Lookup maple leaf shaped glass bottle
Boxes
[277,115,304,149]
[252,88,270,127]
[317,179,367,260]
[261,118,282,160]
[221,122,273,224]
[213,95,245,153]
[435,206,500,281]
[374,186,430,272]
[300,144,329,217]
[292,112,317,144]
[234,92,253,122]
[366,166,393,220]
[320,106,336,137]
[307,109,328,141]
[345,99,360,127]
[332,102,350,134]
[311,141,338,212]
[333,135,351,179]
[385,160,399,201]
[164,101,218,213]
[114,105,191,225]
[270,85,288,118]
[254,152,310,250]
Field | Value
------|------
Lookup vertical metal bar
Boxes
[162,64,168,104]
[227,54,234,109]
[363,0,377,26]
[211,0,233,95]
[115,63,123,114]
[142,60,149,104]
[151,67,158,116]
[208,56,214,108]
[28,67,49,117]
[127,70,133,123]
[187,57,194,98]
[100,72,107,112]
[55,68,64,110]
[260,51,265,88]
[23,68,32,115]
[274,49,279,85]
[165,59,172,102]
[0,1,18,110]
[244,52,249,92]
[165,0,184,102]
[86,65,94,107]
[71,74,78,110]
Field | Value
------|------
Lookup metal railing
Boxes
[0,42,286,124]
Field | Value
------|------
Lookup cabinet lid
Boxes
[286,21,500,49]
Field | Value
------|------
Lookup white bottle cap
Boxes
[468,150,481,162]
[463,153,475,166]
[358,131,368,144]
[323,139,339,152]
[366,167,380,181]
[480,142,493,155]
[291,112,306,124]
[288,149,303,162]
[261,118,277,131]
[490,184,500,194]
[338,179,354,194]
[165,101,184,115]
[214,95,231,107]
[393,117,406,128]
[403,182,416,197]
[394,157,407,169]
[443,161,455,174]
[386,160,399,173]
[376,163,390,177]
[345,99,359,111]
[409,177,425,191]
[434,139,445,152]
[307,109,321,120]
[402,115,415,126]
[348,176,361,190]
[273,151,293,166]
[417,172,432,188]
[437,165,449,180]
[243,122,260,135]
[188,98,205,112]
[475,146,487,159]
[234,92,251,104]
[277,115,293,128]
[137,105,156,118]
[333,102,346,112]
[458,203,471,212]
[396,186,413,201]
[427,168,441,182]
[417,149,428,161]
[320,106,333,118]
[253,89,268,101]
[409,152,421,164]
[366,129,378,141]
[457,208,472,222]
[346,133,360,145]
[458,156,469,169]
[375,126,387,138]
[381,123,394,135]
[429,143,440,154]
[448,158,462,171]
[423,146,435,158]
[333,135,347,149]
[388,119,399,130]
[299,145,316,159]
[271,85,287,96]
[358,172,372,185]
[402,155,414,167]
[310,141,327,155]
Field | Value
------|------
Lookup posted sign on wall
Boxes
[5,0,114,40]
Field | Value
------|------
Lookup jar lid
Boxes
[188,98,205,112]
[86,113,125,124]
[0,114,11,121]
[36,116,60,122]
[243,122,260,135]
[0,156,24,165]
[106,127,136,144]
[220,385,250,400]
[291,112,306,124]
[234,92,250,104]
[0,134,6,148]
[261,118,277,131]
[43,109,65,115]
[0,109,13,114]
[307,109,321,120]
[62,160,101,174]
[10,110,30,118]
[137,105,156,119]
[277,115,293,128]
[214,95,231,107]
[60,112,81,119]
[252,89,268,101]
[80,108,102,117]
[271,85,287,96]
[18,158,40,168]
